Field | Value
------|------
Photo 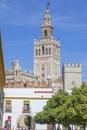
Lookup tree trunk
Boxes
[52,124,55,130]
[83,123,85,130]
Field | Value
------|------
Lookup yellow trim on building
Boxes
[4,97,50,100]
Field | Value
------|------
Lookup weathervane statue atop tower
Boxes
[46,1,50,9]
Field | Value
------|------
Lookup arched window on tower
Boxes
[36,49,38,56]
[44,30,47,36]
[39,49,41,55]
[46,48,48,55]
[42,46,44,55]
[49,48,51,54]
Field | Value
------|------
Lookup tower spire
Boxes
[41,2,53,39]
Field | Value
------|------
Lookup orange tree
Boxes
[34,90,70,129]
[34,83,87,130]
[70,82,87,130]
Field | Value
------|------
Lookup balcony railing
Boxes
[22,107,31,113]
[5,107,12,112]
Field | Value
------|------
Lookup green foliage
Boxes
[44,90,69,110]
[34,90,70,125]
[24,116,31,128]
[34,83,87,130]
[71,83,87,126]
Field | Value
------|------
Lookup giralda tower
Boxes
[34,4,60,81]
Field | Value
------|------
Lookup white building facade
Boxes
[3,88,54,130]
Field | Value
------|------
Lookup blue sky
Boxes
[0,0,87,81]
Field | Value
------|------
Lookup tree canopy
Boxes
[34,90,70,126]
[34,83,87,130]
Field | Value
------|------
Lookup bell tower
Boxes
[41,3,53,39]
[34,4,60,82]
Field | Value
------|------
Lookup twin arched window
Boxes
[35,47,51,56]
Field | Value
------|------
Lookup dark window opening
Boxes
[42,73,45,77]
[72,81,75,85]
[49,48,51,54]
[42,46,44,55]
[44,30,47,36]
[24,83,27,88]
[46,48,48,54]
[36,49,38,56]
[39,49,41,55]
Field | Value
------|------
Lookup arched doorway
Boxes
[16,113,35,130]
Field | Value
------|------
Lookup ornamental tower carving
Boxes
[34,5,60,81]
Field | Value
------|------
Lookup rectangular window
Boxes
[42,46,44,55]
[42,73,45,77]
[5,100,11,112]
[23,101,30,113]
[42,64,45,71]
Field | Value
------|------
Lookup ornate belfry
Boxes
[34,4,60,82]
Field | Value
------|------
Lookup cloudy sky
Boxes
[0,0,87,80]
